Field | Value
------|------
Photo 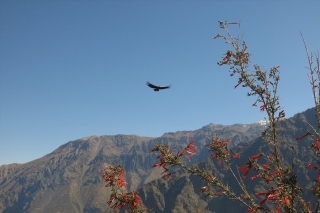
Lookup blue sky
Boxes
[1,1,319,165]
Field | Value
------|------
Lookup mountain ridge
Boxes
[139,107,319,212]
[3,106,317,213]
[0,120,267,213]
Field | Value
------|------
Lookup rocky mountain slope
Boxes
[138,107,319,213]
[0,122,265,213]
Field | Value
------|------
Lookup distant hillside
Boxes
[139,107,319,213]
[0,122,265,213]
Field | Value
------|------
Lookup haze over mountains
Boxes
[0,107,318,213]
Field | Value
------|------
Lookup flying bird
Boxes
[146,81,171,91]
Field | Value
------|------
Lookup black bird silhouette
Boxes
[146,81,171,91]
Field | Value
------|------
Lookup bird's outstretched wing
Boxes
[146,81,171,90]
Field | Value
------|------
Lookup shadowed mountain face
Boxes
[0,122,265,213]
[139,107,320,213]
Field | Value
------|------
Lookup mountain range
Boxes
[0,107,318,213]
[139,107,319,213]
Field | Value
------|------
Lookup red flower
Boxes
[186,150,195,155]
[241,194,248,199]
[252,154,262,160]
[314,138,320,151]
[224,139,232,143]
[296,135,305,140]
[232,154,241,158]
[150,147,157,152]
[312,138,320,151]
[218,55,230,66]
[255,192,267,196]
[153,163,161,167]
[238,164,251,178]
[186,140,196,152]
[222,55,229,61]
[107,197,115,205]
[248,207,257,212]
[229,22,238,24]
[255,189,280,206]
[272,170,282,175]
[199,186,207,192]
[307,202,312,213]
[296,131,311,140]
[268,193,279,199]
[116,179,127,187]
[162,173,171,179]
[208,140,219,145]
[133,196,141,206]
[181,140,197,159]
[259,193,279,205]
[185,155,190,161]
[260,105,266,111]
[211,154,217,160]
[283,197,290,206]
[263,176,274,183]
[250,173,260,181]
[308,163,316,169]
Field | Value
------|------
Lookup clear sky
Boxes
[1,1,319,165]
